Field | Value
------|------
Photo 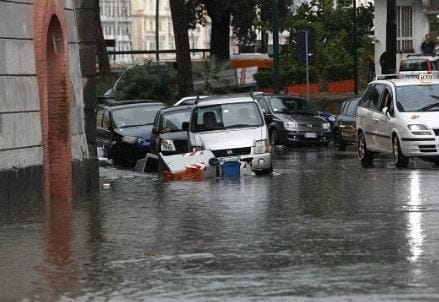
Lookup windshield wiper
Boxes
[226,124,258,129]
[418,102,439,112]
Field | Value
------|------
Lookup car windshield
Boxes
[112,105,162,128]
[270,97,318,115]
[396,84,439,112]
[193,102,263,132]
[160,109,192,132]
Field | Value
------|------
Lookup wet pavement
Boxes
[2,147,439,301]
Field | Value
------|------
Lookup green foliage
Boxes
[113,61,177,104]
[254,1,374,90]
[323,63,354,82]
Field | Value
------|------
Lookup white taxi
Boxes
[356,74,439,167]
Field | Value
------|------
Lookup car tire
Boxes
[334,129,346,151]
[255,165,273,176]
[112,146,124,166]
[392,135,409,168]
[357,131,374,167]
[270,129,278,145]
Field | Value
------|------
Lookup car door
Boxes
[359,84,381,151]
[373,86,393,152]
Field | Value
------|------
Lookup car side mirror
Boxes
[182,122,189,131]
[382,107,390,117]
[264,113,273,124]
[152,127,158,135]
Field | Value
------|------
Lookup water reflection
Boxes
[407,171,425,263]
[38,201,79,299]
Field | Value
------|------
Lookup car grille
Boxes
[297,124,322,131]
[433,129,439,136]
[212,147,251,157]
[419,145,437,153]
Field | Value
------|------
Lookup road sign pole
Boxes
[305,30,310,102]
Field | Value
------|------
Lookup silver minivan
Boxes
[185,95,273,175]
[356,74,439,167]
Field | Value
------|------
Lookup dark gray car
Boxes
[333,97,360,151]
[256,95,331,146]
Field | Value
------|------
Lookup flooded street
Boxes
[2,148,439,301]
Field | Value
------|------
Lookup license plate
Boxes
[304,132,317,138]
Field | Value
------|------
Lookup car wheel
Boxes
[254,165,273,176]
[334,129,346,151]
[270,129,278,145]
[357,131,374,167]
[392,135,409,168]
[112,146,124,166]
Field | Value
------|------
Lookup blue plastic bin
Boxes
[221,160,240,178]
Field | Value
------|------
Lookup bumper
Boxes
[400,137,439,157]
[226,152,272,171]
[280,130,332,145]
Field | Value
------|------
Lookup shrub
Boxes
[113,61,177,104]
[323,63,354,82]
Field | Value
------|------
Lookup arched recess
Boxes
[34,2,72,202]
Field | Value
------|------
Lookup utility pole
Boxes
[353,0,358,94]
[384,0,397,74]
[155,0,160,62]
[272,0,280,94]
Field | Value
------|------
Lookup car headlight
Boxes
[255,139,270,154]
[283,121,297,130]
[121,136,138,144]
[160,139,176,152]
[407,124,428,131]
[322,122,330,131]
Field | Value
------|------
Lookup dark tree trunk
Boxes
[204,3,231,61]
[95,0,111,82]
[170,0,194,98]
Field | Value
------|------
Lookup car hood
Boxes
[400,112,439,128]
[194,127,264,149]
[160,131,188,141]
[276,113,326,124]
[115,124,153,140]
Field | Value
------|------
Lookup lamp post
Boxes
[353,0,358,95]
[155,0,160,62]
[272,0,280,94]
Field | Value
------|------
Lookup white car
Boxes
[185,95,273,175]
[356,74,439,167]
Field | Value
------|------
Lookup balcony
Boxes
[422,0,439,14]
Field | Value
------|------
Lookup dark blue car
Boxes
[96,100,165,166]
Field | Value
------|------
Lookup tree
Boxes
[170,0,194,98]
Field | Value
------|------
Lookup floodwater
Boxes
[2,148,439,301]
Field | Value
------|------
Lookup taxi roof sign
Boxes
[419,73,433,83]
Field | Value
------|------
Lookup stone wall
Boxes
[0,0,98,205]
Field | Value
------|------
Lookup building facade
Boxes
[131,0,211,62]
[374,0,439,75]
[0,0,98,205]
[100,0,133,64]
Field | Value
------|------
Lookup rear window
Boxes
[400,59,432,72]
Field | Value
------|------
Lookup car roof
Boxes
[371,78,439,87]
[159,105,193,114]
[195,94,255,106]
[99,100,164,109]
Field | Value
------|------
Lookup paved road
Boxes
[1,147,439,301]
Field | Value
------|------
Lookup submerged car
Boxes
[96,100,165,165]
[150,105,193,156]
[333,97,360,150]
[255,95,331,146]
[186,95,272,175]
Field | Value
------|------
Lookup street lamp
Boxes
[272,0,280,94]
[353,0,358,94]
[155,0,159,62]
